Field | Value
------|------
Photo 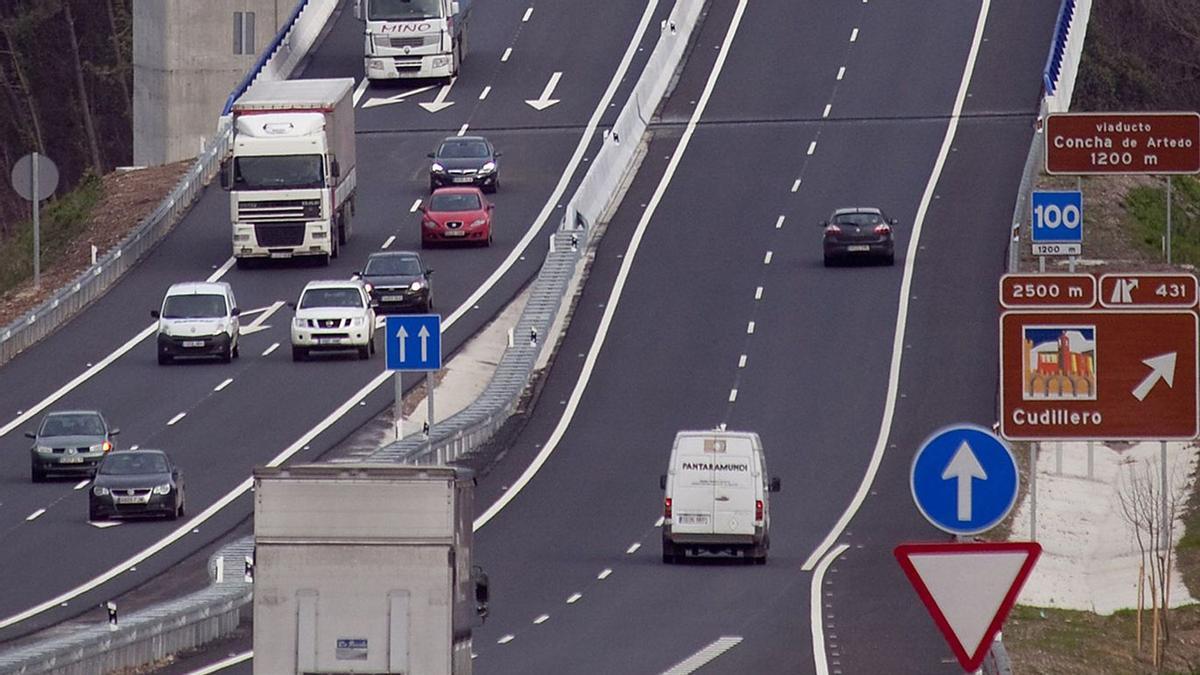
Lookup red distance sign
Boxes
[999,274,1096,309]
[1099,273,1198,309]
[999,311,1198,440]
[1045,112,1200,175]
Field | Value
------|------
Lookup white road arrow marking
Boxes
[418,324,430,362]
[361,84,437,109]
[942,441,987,521]
[241,300,284,335]
[396,325,409,362]
[419,78,457,113]
[526,71,562,110]
[1132,352,1177,401]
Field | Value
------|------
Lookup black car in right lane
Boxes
[89,449,186,521]
[357,251,433,313]
[821,207,897,266]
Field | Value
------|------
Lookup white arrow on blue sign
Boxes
[910,424,1019,536]
[385,315,442,371]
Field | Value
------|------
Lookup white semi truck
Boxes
[355,0,472,81]
[253,464,488,675]
[222,78,356,267]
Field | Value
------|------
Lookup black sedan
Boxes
[89,449,186,521]
[358,251,433,313]
[26,410,120,482]
[428,135,500,193]
[821,207,897,266]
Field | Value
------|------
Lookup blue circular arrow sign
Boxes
[910,425,1019,536]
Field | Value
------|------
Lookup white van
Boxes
[660,429,781,564]
[152,282,241,365]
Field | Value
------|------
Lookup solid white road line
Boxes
[262,342,279,357]
[167,412,186,426]
[382,235,396,249]
[522,7,533,21]
[566,592,582,604]
[661,637,744,675]
[479,85,491,100]
[850,28,859,42]
[214,378,233,392]
[802,0,994,572]
[626,542,641,554]
[775,215,785,229]
[598,568,613,580]
[73,479,90,491]
[474,0,743,531]
[26,509,45,521]
[836,66,846,80]
[792,178,802,192]
[183,650,253,674]
[352,78,370,106]
[501,47,512,62]
[811,543,849,675]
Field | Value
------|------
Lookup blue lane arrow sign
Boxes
[911,425,1018,536]
[386,315,441,371]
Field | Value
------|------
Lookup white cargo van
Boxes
[660,429,781,564]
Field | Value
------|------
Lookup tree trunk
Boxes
[0,20,45,154]
[103,0,131,120]
[62,0,103,174]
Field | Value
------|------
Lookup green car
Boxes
[27,410,120,482]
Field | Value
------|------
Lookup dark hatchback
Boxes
[428,135,500,193]
[358,251,433,313]
[821,207,897,266]
[27,410,120,482]
[89,449,186,521]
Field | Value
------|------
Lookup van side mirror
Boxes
[425,268,434,275]
[219,160,231,190]
[150,309,160,319]
[231,307,241,316]
[769,477,782,493]
[24,431,35,439]
[889,218,899,226]
[660,474,667,490]
[494,151,503,158]
[819,220,829,227]
[330,158,341,179]
[427,152,436,158]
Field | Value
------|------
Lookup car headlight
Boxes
[363,282,374,293]
[479,161,496,174]
[293,317,306,329]
[92,486,109,496]
[89,442,113,453]
[468,218,487,228]
[351,317,365,327]
[410,280,426,291]
[423,220,438,229]
[152,484,172,495]
[431,162,445,173]
[36,445,53,454]
[432,56,450,68]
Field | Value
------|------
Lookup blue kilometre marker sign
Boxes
[910,425,1019,536]
[385,315,442,371]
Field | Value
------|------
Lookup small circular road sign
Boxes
[910,424,1019,536]
[11,152,59,202]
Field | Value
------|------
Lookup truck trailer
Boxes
[222,78,357,266]
[253,464,487,675]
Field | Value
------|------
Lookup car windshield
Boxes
[41,414,105,436]
[833,212,884,227]
[300,288,364,309]
[367,0,443,20]
[234,155,325,190]
[365,257,422,276]
[429,192,482,212]
[437,141,490,159]
[162,294,227,319]
[101,453,168,475]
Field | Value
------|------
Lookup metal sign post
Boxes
[394,371,403,441]
[10,151,60,288]
[385,315,443,455]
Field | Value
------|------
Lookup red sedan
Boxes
[420,187,494,247]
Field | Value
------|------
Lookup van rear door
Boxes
[672,451,715,535]
[712,441,756,537]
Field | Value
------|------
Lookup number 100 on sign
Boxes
[1031,191,1082,244]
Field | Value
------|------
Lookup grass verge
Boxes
[0,174,103,295]
[1124,175,1200,266]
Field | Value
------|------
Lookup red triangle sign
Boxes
[894,542,1041,672]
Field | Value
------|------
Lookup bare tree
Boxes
[62,0,103,174]
[0,18,44,154]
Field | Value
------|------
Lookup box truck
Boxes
[253,464,487,675]
[222,78,357,266]
[355,0,472,81]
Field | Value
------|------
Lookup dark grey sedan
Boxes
[26,410,120,482]
[89,450,185,521]
[428,136,500,193]
[357,251,433,313]
[821,207,897,266]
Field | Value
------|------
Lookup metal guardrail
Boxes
[1042,0,1076,96]
[222,0,313,114]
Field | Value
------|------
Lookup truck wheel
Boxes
[338,210,350,245]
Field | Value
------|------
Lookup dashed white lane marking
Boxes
[775,215,785,229]
[850,28,859,42]
[89,521,121,529]
[26,509,45,521]
[728,388,738,402]
[626,542,641,554]
[533,614,549,624]
[458,123,469,136]
[262,342,279,357]
[661,636,744,675]
[382,235,396,249]
[654,516,665,527]
[167,412,186,426]
[738,354,747,368]
[566,592,582,604]
[352,78,370,106]
[410,198,422,212]
[807,141,817,155]
[812,543,849,675]
[501,47,513,62]
[791,178,802,192]
[747,321,755,334]
[214,378,233,392]
[130,444,139,450]
[522,7,533,21]
[498,634,514,645]
[837,66,846,80]
[755,286,763,300]
[73,479,90,491]
[823,103,832,118]
[479,86,491,100]
[763,251,773,264]
[598,568,613,580]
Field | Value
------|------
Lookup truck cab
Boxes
[357,0,470,81]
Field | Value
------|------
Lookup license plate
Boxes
[452,176,474,183]
[182,340,205,348]
[382,295,405,302]
[678,514,710,525]
[316,337,341,344]
[847,244,871,252]
[115,495,146,504]
[444,231,466,237]
[59,457,84,464]
[269,251,292,259]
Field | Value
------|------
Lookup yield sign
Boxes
[894,542,1041,672]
